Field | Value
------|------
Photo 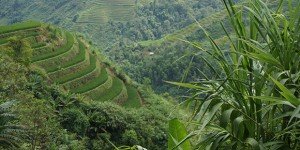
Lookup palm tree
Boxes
[0,100,24,148]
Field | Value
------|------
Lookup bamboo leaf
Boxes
[288,105,300,125]
[245,138,260,150]
[250,96,295,108]
[220,108,234,128]
[199,102,223,131]
[233,116,244,138]
[241,39,282,67]
[168,118,192,150]
[270,76,300,106]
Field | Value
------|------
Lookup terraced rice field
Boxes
[0,21,142,108]
[32,32,75,62]
[70,68,108,94]
[96,78,126,102]
[77,0,135,24]
[0,21,41,34]
[124,85,142,108]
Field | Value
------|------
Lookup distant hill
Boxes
[0,0,223,48]
[0,21,142,108]
[0,0,148,24]
[77,0,136,24]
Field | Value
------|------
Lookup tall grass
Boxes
[169,0,300,149]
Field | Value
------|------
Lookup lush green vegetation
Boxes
[35,43,80,73]
[0,53,175,149]
[0,21,143,108]
[0,100,24,148]
[1,0,299,149]
[0,30,40,48]
[64,64,100,91]
[0,20,146,108]
[0,38,8,45]
[0,20,179,149]
[0,1,225,96]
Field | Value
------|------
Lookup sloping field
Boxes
[0,21,142,108]
[0,21,41,34]
[124,85,142,108]
[77,0,135,24]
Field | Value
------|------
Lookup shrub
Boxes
[61,108,89,136]
[122,130,139,146]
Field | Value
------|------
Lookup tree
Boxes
[0,100,24,148]
[60,108,89,137]
[18,98,61,150]
[0,54,28,101]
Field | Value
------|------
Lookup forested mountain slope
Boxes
[0,21,181,149]
[109,0,288,96]
[0,0,223,49]
[111,10,232,95]
[0,21,142,108]
[0,0,225,96]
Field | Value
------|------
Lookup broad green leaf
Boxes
[211,134,227,150]
[245,138,260,150]
[270,76,300,106]
[241,39,282,67]
[168,118,192,150]
[233,116,244,137]
[196,99,213,123]
[250,96,295,108]
[199,102,223,131]
[288,105,300,125]
[263,141,285,150]
[220,108,234,128]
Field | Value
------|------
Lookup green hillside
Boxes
[0,20,184,150]
[0,21,142,108]
[138,9,228,47]
[77,0,136,24]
